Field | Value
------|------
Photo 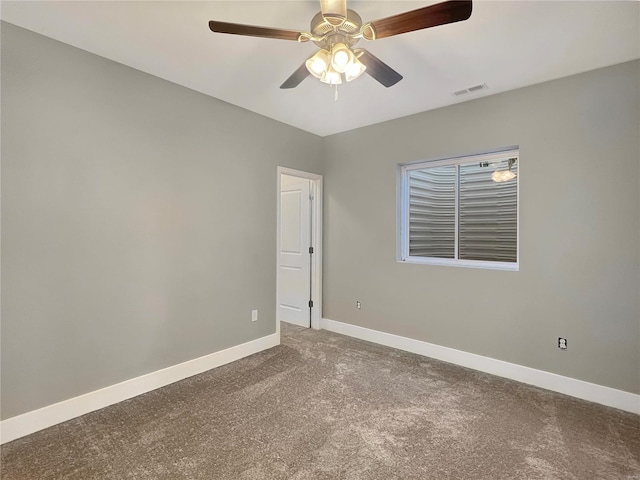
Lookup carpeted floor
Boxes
[2,323,639,479]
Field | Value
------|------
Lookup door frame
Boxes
[276,166,323,337]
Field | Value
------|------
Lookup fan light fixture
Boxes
[305,42,366,85]
[492,158,517,183]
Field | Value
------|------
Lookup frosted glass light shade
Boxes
[305,49,331,79]
[330,43,353,73]
[320,67,342,85]
[344,57,366,82]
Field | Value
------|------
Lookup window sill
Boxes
[399,257,519,271]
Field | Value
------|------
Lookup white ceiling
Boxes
[2,1,639,136]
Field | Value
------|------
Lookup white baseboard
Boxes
[280,318,309,328]
[320,318,639,415]
[1,333,279,444]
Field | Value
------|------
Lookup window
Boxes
[399,148,519,270]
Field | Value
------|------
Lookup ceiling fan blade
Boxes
[209,20,303,41]
[320,0,347,24]
[357,50,403,88]
[367,1,472,40]
[280,63,310,89]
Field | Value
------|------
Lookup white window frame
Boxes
[397,148,519,271]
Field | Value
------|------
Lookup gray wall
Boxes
[1,23,323,419]
[323,60,640,394]
[2,21,638,422]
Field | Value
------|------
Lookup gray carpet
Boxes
[1,323,639,479]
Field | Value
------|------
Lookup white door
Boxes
[278,175,312,327]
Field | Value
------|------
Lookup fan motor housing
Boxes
[310,9,363,48]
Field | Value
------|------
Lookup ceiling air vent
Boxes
[453,83,488,96]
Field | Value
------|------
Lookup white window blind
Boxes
[459,159,517,262]
[400,149,518,270]
[408,166,456,258]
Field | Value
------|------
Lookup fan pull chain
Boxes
[334,83,339,101]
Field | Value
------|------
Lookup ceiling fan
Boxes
[209,0,472,90]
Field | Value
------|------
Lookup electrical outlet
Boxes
[356,301,361,310]
[251,310,258,322]
[558,337,567,350]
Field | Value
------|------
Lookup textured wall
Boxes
[1,23,323,419]
[322,60,640,394]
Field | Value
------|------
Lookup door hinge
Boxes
[309,246,314,254]
[308,300,314,308]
